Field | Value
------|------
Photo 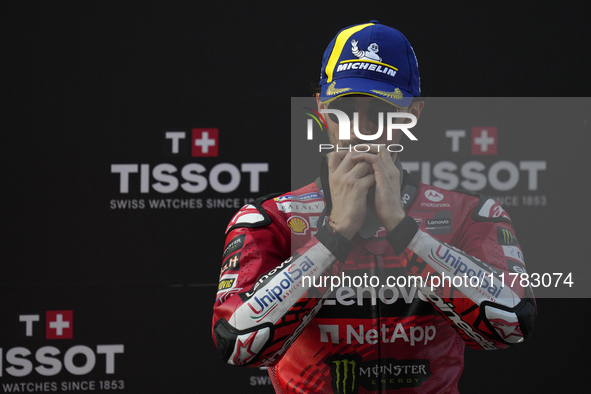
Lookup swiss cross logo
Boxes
[471,127,497,155]
[192,128,218,157]
[46,310,73,339]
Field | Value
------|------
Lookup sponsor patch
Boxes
[293,192,323,201]
[424,189,444,202]
[220,253,241,276]
[245,256,318,322]
[274,193,323,203]
[502,245,524,264]
[218,274,238,293]
[216,274,242,303]
[426,219,450,226]
[318,321,436,346]
[411,216,423,227]
[507,260,526,274]
[424,211,452,235]
[497,227,519,246]
[326,354,431,393]
[273,195,292,202]
[309,215,320,228]
[223,234,245,259]
[287,216,309,235]
[420,202,450,208]
[275,201,324,214]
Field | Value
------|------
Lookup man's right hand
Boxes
[326,151,375,240]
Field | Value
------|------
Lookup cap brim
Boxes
[320,77,414,108]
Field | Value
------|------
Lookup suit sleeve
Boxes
[212,199,353,366]
[387,196,537,350]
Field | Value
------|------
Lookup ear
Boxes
[316,93,331,126]
[409,100,425,122]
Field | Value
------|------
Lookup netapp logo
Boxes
[318,323,436,346]
[0,311,124,377]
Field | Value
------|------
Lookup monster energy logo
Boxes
[328,355,360,394]
[497,227,519,246]
[327,356,431,392]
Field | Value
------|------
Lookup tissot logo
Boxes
[110,129,268,198]
[2,310,125,378]
[19,311,73,339]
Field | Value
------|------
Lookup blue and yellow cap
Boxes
[319,21,420,108]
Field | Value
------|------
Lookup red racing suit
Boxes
[212,170,536,393]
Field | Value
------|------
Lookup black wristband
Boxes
[386,215,419,255]
[315,222,354,262]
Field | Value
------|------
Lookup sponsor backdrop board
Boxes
[2,2,590,393]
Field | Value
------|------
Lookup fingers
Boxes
[350,150,398,180]
[359,172,376,189]
[326,151,343,174]
[328,151,372,178]
[328,151,353,174]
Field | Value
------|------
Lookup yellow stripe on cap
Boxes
[326,23,374,83]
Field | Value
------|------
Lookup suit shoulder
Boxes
[225,192,283,234]
[415,184,512,223]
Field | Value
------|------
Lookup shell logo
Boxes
[287,216,309,235]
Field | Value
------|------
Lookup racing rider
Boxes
[212,21,536,393]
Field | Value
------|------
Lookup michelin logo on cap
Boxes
[334,40,398,78]
[351,39,381,61]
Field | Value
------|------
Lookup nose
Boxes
[352,107,378,136]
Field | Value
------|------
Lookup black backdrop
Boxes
[2,1,590,393]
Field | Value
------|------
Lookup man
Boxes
[212,21,536,393]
